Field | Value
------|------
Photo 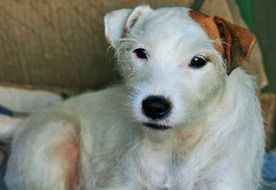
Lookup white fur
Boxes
[5,5,265,190]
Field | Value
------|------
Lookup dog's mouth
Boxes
[142,122,172,130]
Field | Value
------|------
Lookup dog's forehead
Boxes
[138,8,217,51]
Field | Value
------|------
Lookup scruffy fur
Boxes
[5,5,265,190]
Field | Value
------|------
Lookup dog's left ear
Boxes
[104,5,152,48]
[213,17,256,74]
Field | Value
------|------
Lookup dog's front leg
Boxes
[5,114,80,190]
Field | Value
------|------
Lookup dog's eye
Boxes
[133,48,148,60]
[189,55,207,68]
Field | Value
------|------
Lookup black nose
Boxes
[142,96,172,120]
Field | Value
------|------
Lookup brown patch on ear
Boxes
[214,17,256,74]
[189,11,256,75]
[189,11,224,54]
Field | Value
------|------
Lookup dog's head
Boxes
[104,5,255,131]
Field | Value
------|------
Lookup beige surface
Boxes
[0,0,267,92]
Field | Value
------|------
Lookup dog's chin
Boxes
[142,122,172,131]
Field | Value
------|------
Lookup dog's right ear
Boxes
[104,5,152,48]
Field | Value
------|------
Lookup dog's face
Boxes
[105,5,255,131]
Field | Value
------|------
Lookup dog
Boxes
[4,5,265,190]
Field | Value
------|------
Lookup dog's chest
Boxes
[133,143,175,189]
[128,139,206,190]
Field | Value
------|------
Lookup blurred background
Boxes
[247,0,276,93]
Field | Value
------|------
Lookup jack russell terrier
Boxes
[4,5,265,190]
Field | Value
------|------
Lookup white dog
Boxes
[4,5,265,190]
